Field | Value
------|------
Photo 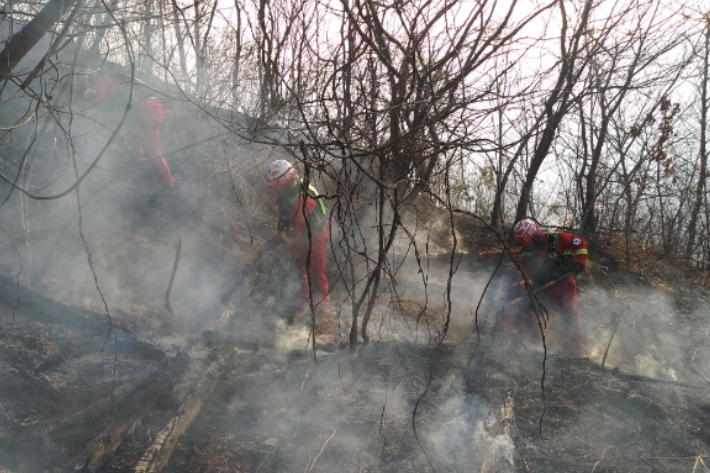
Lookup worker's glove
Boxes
[515,277,533,290]
[262,237,280,252]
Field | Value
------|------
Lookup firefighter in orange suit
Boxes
[81,74,175,187]
[262,160,329,320]
[502,218,588,355]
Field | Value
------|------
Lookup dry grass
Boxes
[593,232,710,290]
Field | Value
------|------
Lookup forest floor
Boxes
[0,144,709,473]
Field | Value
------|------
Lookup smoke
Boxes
[576,283,709,384]
[410,380,515,473]
[325,195,499,348]
[2,64,710,473]
[0,85,251,321]
[208,341,517,473]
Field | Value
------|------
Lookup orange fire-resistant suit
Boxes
[274,179,329,315]
[502,231,588,355]
[82,75,175,187]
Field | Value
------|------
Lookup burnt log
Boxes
[0,274,165,362]
[202,305,236,345]
[10,365,61,401]
[132,342,235,473]
[72,352,189,472]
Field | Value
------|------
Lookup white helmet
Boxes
[264,159,297,189]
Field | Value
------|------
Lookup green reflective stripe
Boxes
[307,184,327,217]
[551,232,575,266]
[547,232,560,254]
[303,182,327,226]
[574,249,588,256]
[553,233,560,253]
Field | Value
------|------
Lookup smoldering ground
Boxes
[579,283,710,384]
[1,183,709,473]
[178,340,517,473]
[336,221,710,462]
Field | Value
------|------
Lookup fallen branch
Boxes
[72,352,189,471]
[202,305,236,345]
[13,365,61,401]
[132,342,236,473]
[32,336,164,377]
[32,346,94,375]
[0,0,81,83]
[306,428,337,473]
[165,238,182,317]
[601,298,627,368]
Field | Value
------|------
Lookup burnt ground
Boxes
[2,267,709,473]
[0,115,710,471]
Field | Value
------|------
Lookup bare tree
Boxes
[0,0,81,83]
[260,0,561,345]
[685,15,710,261]
[513,0,594,225]
[577,1,689,237]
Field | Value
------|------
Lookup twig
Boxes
[695,456,708,473]
[590,448,608,472]
[647,455,710,460]
[602,296,626,368]
[165,238,182,316]
[306,428,337,473]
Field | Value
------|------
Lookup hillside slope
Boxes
[0,98,709,472]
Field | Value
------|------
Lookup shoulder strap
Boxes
[547,232,558,254]
[302,180,327,222]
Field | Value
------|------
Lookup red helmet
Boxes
[513,218,539,246]
[264,159,297,189]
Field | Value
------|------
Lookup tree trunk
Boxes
[159,0,168,83]
[581,110,610,236]
[231,0,242,93]
[72,353,189,471]
[139,0,154,74]
[513,0,593,225]
[0,0,80,83]
[257,0,276,116]
[132,342,235,473]
[490,116,543,228]
[685,24,710,261]
[170,0,188,83]
[514,119,560,224]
